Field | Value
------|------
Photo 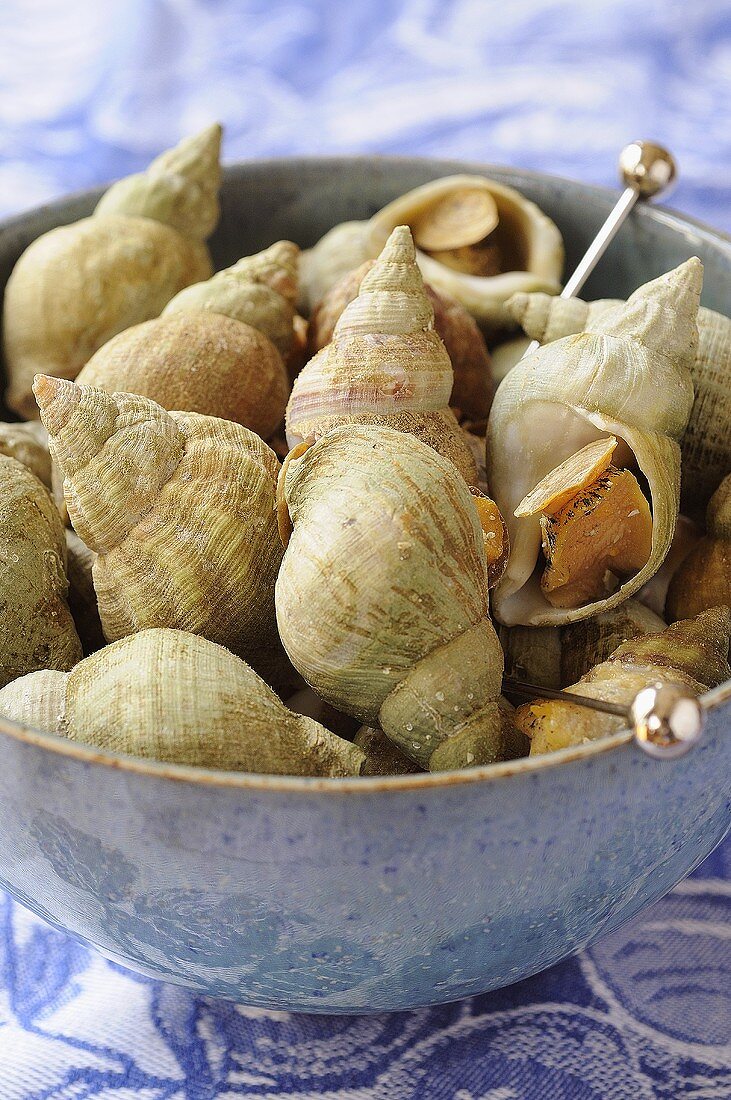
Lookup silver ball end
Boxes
[619,141,677,198]
[631,682,703,759]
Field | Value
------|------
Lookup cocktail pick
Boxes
[504,677,708,759]
[524,140,677,356]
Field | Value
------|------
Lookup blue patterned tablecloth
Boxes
[0,2,729,1096]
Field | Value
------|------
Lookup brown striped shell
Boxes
[287,226,479,486]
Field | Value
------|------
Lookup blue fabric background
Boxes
[0,1,729,1096]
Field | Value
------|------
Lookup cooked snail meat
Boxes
[515,438,653,610]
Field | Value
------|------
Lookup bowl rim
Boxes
[0,682,726,792]
[3,152,730,249]
[0,155,729,794]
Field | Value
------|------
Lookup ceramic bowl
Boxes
[0,157,729,1014]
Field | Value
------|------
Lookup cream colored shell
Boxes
[34,377,285,683]
[77,240,297,438]
[367,175,564,332]
[76,315,288,440]
[299,176,564,332]
[518,607,731,755]
[0,455,82,688]
[487,259,702,626]
[95,123,222,241]
[508,290,731,516]
[309,259,494,423]
[287,226,478,485]
[299,221,372,313]
[489,336,531,384]
[0,629,365,777]
[0,669,68,733]
[276,424,506,769]
[3,125,222,419]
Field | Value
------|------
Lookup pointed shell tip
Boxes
[384,224,417,260]
[32,375,80,431]
[32,373,67,409]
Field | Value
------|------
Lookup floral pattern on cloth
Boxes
[0,0,729,1095]
[0,841,728,1098]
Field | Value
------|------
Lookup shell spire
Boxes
[333,225,434,339]
[509,260,703,366]
[163,240,300,358]
[239,240,299,303]
[508,281,731,518]
[508,292,599,344]
[34,375,184,553]
[600,258,702,369]
[95,123,223,241]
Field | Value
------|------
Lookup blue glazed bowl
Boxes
[0,158,729,1013]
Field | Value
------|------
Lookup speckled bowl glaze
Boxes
[0,158,729,1014]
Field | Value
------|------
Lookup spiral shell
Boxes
[287,226,478,485]
[508,290,731,516]
[34,376,285,682]
[516,607,731,755]
[0,420,51,488]
[0,629,365,777]
[367,175,564,333]
[0,455,82,688]
[164,240,300,360]
[309,259,494,423]
[275,424,506,770]
[487,259,702,626]
[76,241,297,438]
[299,176,564,335]
[95,123,222,241]
[3,125,222,419]
[299,221,372,314]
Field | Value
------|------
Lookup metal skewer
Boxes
[505,140,693,758]
[524,140,677,356]
[504,677,705,759]
[505,679,627,716]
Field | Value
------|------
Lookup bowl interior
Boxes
[0,155,729,790]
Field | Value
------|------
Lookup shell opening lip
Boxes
[276,436,315,547]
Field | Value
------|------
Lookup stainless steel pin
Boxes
[523,141,677,356]
[503,675,705,759]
